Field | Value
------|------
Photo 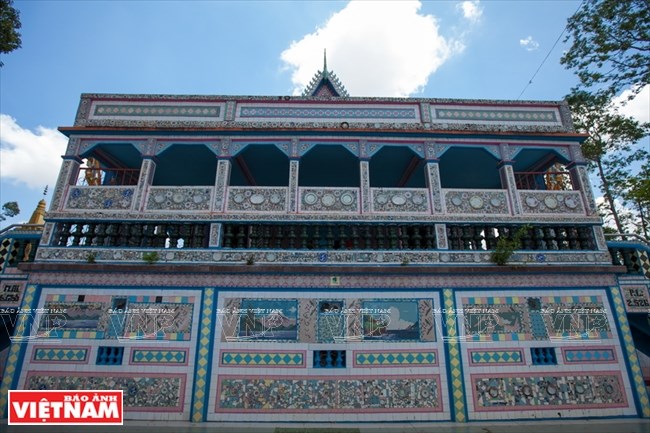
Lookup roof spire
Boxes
[302,50,349,98]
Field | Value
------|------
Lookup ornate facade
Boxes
[1,62,649,425]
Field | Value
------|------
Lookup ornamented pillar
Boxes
[360,160,370,214]
[425,161,442,214]
[50,156,82,211]
[498,162,522,215]
[132,157,157,211]
[568,163,597,215]
[288,159,300,213]
[213,159,231,213]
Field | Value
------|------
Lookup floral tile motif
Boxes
[26,373,185,410]
[216,376,440,412]
[473,373,626,410]
[65,187,134,210]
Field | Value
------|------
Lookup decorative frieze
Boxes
[146,186,213,211]
[298,188,359,213]
[371,188,430,213]
[66,186,135,210]
[519,191,585,215]
[226,187,287,213]
[443,189,509,215]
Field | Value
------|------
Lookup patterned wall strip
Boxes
[25,372,186,412]
[0,284,37,418]
[219,350,305,367]
[237,105,418,121]
[444,288,467,422]
[47,331,104,339]
[468,349,525,366]
[472,372,628,411]
[190,287,215,423]
[130,348,188,366]
[91,103,222,118]
[31,346,89,364]
[609,286,650,417]
[431,106,560,124]
[562,346,617,364]
[353,350,437,368]
[216,375,442,413]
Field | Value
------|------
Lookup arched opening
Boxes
[512,148,573,190]
[369,146,425,188]
[299,145,359,187]
[78,143,142,186]
[152,144,217,186]
[230,144,290,186]
[439,147,501,189]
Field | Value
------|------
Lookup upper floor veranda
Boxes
[36,93,610,266]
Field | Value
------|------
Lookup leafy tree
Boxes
[561,0,649,96]
[0,0,21,67]
[567,90,649,233]
[0,201,20,221]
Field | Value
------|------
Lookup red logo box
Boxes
[8,390,123,425]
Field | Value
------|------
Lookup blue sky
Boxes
[1,0,647,228]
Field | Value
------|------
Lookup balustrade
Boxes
[51,222,210,249]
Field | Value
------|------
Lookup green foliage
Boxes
[567,90,649,233]
[561,0,649,96]
[490,225,531,266]
[142,251,159,264]
[86,252,96,264]
[245,255,255,265]
[0,201,19,221]
[0,0,22,67]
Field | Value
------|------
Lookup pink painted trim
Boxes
[467,348,526,366]
[25,371,186,413]
[30,345,90,364]
[560,345,618,364]
[128,346,189,366]
[352,349,439,368]
[218,349,306,368]
[215,374,443,414]
[470,371,628,412]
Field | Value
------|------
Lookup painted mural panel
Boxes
[362,300,420,341]
[238,299,298,341]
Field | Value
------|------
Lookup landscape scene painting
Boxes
[238,299,298,340]
[362,299,419,341]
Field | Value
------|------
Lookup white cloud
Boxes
[280,1,466,97]
[0,114,67,189]
[612,84,650,124]
[458,1,482,23]
[519,36,539,51]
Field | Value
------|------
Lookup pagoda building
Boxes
[0,58,648,425]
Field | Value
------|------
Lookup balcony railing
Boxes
[77,167,140,186]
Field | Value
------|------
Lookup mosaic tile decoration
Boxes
[472,373,627,411]
[540,296,612,340]
[237,105,418,120]
[216,375,441,413]
[31,346,89,363]
[562,346,617,364]
[26,372,185,412]
[444,288,467,422]
[0,284,37,418]
[219,350,305,367]
[353,350,437,367]
[92,103,221,118]
[191,287,215,423]
[130,348,188,365]
[468,349,525,365]
[123,302,193,341]
[609,286,650,417]
[432,106,560,123]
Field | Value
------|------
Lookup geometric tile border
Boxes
[0,284,38,418]
[354,350,437,367]
[25,371,186,412]
[444,288,466,422]
[130,348,188,366]
[191,287,215,423]
[219,350,304,368]
[432,106,560,124]
[215,374,442,413]
[562,346,617,364]
[468,349,525,366]
[609,286,650,417]
[31,345,89,364]
[472,372,628,411]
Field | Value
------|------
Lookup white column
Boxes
[288,159,300,213]
[360,160,370,214]
[132,158,156,211]
[213,159,231,212]
[50,156,82,211]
